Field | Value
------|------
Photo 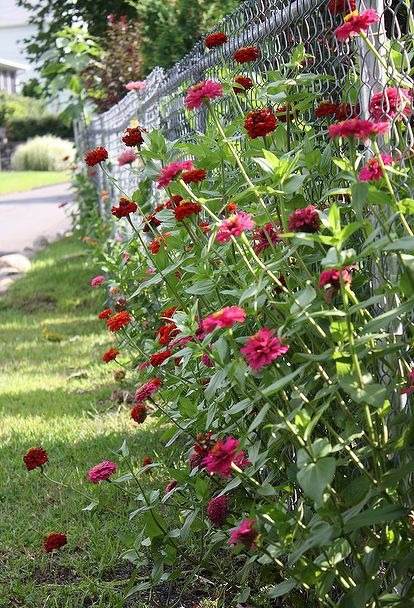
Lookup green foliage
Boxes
[6,115,73,142]
[11,135,75,171]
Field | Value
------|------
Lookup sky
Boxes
[0,0,31,27]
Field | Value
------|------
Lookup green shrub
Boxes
[6,116,73,142]
[11,135,75,171]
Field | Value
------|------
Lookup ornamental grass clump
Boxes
[29,9,414,607]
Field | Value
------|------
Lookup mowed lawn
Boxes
[0,238,166,607]
[0,171,69,195]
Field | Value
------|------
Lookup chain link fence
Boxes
[74,0,414,212]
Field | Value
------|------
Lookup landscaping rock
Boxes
[0,253,31,273]
[0,274,19,295]
[33,235,49,250]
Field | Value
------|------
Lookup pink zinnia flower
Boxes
[253,223,281,254]
[125,81,145,92]
[87,460,117,483]
[358,154,393,182]
[201,306,246,334]
[240,327,289,371]
[203,436,250,478]
[229,518,257,548]
[90,275,105,287]
[185,80,223,110]
[328,118,389,140]
[369,87,413,121]
[157,160,194,188]
[207,495,229,526]
[118,148,137,166]
[401,369,414,395]
[334,9,379,41]
[288,205,321,233]
[216,211,255,243]
[135,377,162,402]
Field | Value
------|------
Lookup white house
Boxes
[0,0,36,91]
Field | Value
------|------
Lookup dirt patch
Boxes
[101,561,134,582]
[15,294,57,313]
[32,563,80,585]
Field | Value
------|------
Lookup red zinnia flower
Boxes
[102,347,119,363]
[328,118,389,140]
[43,532,67,553]
[241,327,289,371]
[233,46,260,63]
[84,147,108,167]
[106,311,132,332]
[253,223,281,254]
[205,32,228,48]
[157,323,178,345]
[327,0,356,15]
[165,479,178,493]
[182,168,207,184]
[229,518,257,548]
[315,101,338,118]
[122,126,145,147]
[334,9,379,42]
[131,402,148,423]
[244,108,277,139]
[185,80,223,110]
[150,349,172,367]
[23,447,48,471]
[203,436,250,478]
[142,456,153,466]
[98,308,112,320]
[369,87,413,121]
[149,232,171,254]
[207,495,229,526]
[165,195,183,209]
[288,205,321,233]
[226,202,237,213]
[201,306,246,334]
[161,306,177,319]
[358,154,393,182]
[174,201,202,221]
[111,197,138,219]
[335,102,359,121]
[198,220,210,234]
[135,377,162,402]
[233,75,253,94]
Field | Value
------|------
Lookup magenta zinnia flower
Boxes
[90,275,105,287]
[216,211,255,243]
[328,118,389,140]
[288,205,321,233]
[135,377,162,402]
[201,306,246,334]
[87,460,117,483]
[229,518,257,548]
[125,80,145,92]
[369,87,413,121]
[203,436,250,478]
[240,327,289,371]
[358,154,393,182]
[207,495,229,526]
[118,148,137,166]
[319,267,352,290]
[334,9,379,41]
[157,160,194,188]
[185,80,223,110]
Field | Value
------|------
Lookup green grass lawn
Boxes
[0,171,69,195]
[0,237,167,607]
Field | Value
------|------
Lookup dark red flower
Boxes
[131,402,148,423]
[315,101,338,118]
[98,308,112,320]
[142,456,153,466]
[84,147,108,166]
[165,480,178,493]
[135,377,162,402]
[233,75,253,94]
[253,223,281,254]
[122,126,145,147]
[181,168,207,184]
[244,108,277,139]
[161,307,177,319]
[198,221,210,234]
[226,202,238,214]
[233,46,260,63]
[143,210,162,232]
[102,347,119,363]
[111,197,137,219]
[189,432,214,469]
[150,349,172,367]
[319,267,352,290]
[165,195,183,209]
[275,105,294,123]
[335,102,359,121]
[23,447,48,471]
[203,437,250,478]
[327,0,356,14]
[288,205,321,233]
[207,495,229,526]
[157,323,178,345]
[106,311,132,332]
[174,201,202,221]
[205,32,228,48]
[43,532,67,553]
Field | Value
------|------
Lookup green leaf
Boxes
[344,504,406,533]
[205,368,228,401]
[339,376,387,408]
[185,279,214,295]
[297,457,336,503]
[398,198,414,214]
[263,365,308,397]
[361,298,414,333]
[268,579,297,598]
[290,285,316,315]
[351,182,369,218]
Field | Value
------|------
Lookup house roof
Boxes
[0,57,28,71]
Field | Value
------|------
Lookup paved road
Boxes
[0,183,73,255]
